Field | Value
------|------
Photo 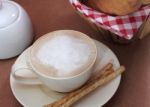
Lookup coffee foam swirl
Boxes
[37,35,91,76]
[30,31,97,78]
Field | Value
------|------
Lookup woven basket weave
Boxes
[70,0,150,44]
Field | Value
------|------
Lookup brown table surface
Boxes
[0,0,150,107]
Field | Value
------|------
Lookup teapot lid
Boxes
[0,1,19,29]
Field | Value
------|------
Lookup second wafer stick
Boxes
[44,65,125,107]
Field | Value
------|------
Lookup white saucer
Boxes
[10,40,121,107]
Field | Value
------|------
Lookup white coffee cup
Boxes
[12,30,97,92]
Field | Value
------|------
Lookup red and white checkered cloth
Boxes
[70,0,150,40]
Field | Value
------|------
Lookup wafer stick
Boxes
[45,63,112,106]
[44,65,125,107]
[87,63,113,83]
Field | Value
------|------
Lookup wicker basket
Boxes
[70,0,150,44]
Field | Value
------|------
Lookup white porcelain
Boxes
[12,30,97,92]
[0,1,2,9]
[0,0,33,59]
[10,39,121,107]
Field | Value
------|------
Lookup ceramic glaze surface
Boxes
[0,1,19,28]
[0,0,33,59]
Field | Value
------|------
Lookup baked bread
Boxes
[142,0,150,4]
[87,0,142,16]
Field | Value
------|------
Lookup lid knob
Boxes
[0,1,19,28]
[0,0,2,9]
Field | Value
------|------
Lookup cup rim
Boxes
[28,30,97,80]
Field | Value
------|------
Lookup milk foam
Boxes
[36,35,92,76]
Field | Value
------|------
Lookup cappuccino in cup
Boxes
[13,30,97,92]
[30,31,97,78]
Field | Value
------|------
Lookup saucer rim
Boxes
[10,39,121,107]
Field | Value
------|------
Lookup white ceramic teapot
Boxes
[0,0,33,59]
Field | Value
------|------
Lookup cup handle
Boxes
[11,65,42,85]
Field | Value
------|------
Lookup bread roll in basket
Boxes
[86,0,142,16]
[69,0,150,44]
